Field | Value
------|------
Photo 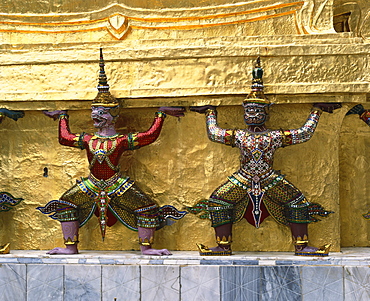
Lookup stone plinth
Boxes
[0,248,369,300]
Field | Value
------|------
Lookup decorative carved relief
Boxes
[0,1,338,43]
[296,0,336,34]
[107,13,130,39]
[224,72,248,86]
[143,70,166,88]
[206,69,249,87]
[206,70,222,86]
[334,0,370,39]
[8,1,370,42]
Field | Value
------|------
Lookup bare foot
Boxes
[47,246,78,255]
[299,246,318,253]
[295,245,319,254]
[197,243,232,255]
[209,246,229,252]
[141,248,172,256]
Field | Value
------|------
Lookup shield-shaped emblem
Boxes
[107,13,130,40]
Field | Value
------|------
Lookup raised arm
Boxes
[127,107,185,150]
[281,107,322,146]
[44,110,86,149]
[191,106,234,146]
[346,104,370,126]
[127,111,166,150]
[281,103,341,146]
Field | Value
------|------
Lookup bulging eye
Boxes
[99,111,104,115]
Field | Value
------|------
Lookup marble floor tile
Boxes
[220,266,260,301]
[0,264,26,301]
[65,265,101,301]
[181,265,220,301]
[0,249,368,300]
[27,264,64,301]
[260,266,301,301]
[141,265,180,301]
[102,265,140,301]
[344,266,370,301]
[302,266,343,301]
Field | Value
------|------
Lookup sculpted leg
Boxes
[290,223,330,256]
[290,223,316,253]
[138,227,171,256]
[47,221,79,255]
[197,223,232,256]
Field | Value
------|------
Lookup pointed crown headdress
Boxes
[243,57,270,106]
[91,48,119,112]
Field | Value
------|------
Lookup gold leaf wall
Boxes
[0,0,369,252]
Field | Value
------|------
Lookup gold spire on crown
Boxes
[91,48,119,108]
[243,57,270,106]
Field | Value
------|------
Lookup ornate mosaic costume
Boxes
[191,57,334,256]
[0,192,23,212]
[193,108,331,228]
[37,111,183,238]
[37,49,185,245]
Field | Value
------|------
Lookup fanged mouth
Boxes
[247,116,260,121]
[93,118,103,123]
[245,115,265,124]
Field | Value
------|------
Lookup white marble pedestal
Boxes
[0,248,369,301]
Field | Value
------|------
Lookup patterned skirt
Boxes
[37,174,186,231]
[188,171,332,228]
